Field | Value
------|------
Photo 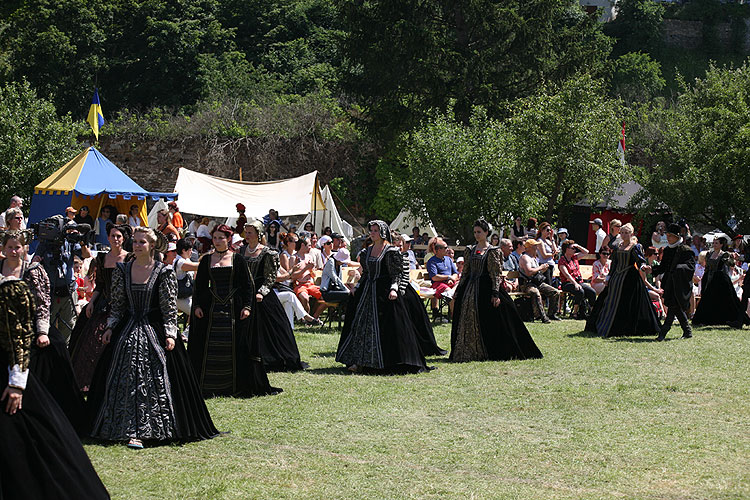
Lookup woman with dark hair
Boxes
[168,201,183,230]
[0,278,110,499]
[69,223,131,392]
[336,220,427,373]
[241,219,306,371]
[127,205,142,227]
[157,209,179,242]
[265,220,282,251]
[89,227,220,448]
[490,234,500,246]
[303,221,314,232]
[322,226,333,237]
[188,224,281,396]
[525,218,538,239]
[74,205,95,227]
[535,222,558,285]
[1,230,86,432]
[692,236,749,328]
[451,219,543,362]
[585,223,661,338]
[94,205,115,246]
[511,216,525,242]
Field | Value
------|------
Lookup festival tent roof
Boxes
[390,209,438,238]
[28,146,176,226]
[173,168,326,219]
[300,185,354,239]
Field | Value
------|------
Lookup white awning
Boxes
[173,168,325,219]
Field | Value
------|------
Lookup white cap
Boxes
[456,256,464,263]
[334,248,351,262]
[167,242,177,252]
[558,228,568,235]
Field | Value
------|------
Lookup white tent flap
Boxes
[390,209,438,238]
[173,168,325,218]
[300,185,354,239]
[148,198,168,229]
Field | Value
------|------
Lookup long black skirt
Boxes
[451,277,542,361]
[693,272,748,326]
[88,332,220,442]
[253,291,306,371]
[402,286,447,356]
[29,325,87,435]
[585,268,661,337]
[336,276,427,373]
[0,369,110,500]
[68,305,109,391]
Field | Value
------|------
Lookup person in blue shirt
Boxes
[426,238,458,320]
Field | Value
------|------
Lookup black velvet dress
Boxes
[188,253,281,397]
[0,259,87,435]
[0,278,110,500]
[69,253,122,391]
[88,262,219,442]
[693,251,749,326]
[336,246,427,373]
[451,246,543,361]
[585,244,661,337]
[242,246,305,371]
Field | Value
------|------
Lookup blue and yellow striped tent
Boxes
[28,147,176,226]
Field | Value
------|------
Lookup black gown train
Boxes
[242,246,305,371]
[692,251,749,326]
[0,277,110,500]
[188,253,281,397]
[585,244,661,337]
[398,252,447,356]
[336,246,427,373]
[88,262,219,442]
[450,246,543,361]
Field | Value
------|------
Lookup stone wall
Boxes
[664,18,750,53]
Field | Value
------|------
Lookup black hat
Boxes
[666,223,681,236]
[331,232,344,239]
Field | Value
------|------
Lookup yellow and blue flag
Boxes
[86,88,105,140]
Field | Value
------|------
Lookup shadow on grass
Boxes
[305,366,348,375]
[567,330,600,338]
[608,336,663,343]
[313,351,336,358]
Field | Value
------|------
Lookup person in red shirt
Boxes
[168,201,184,230]
[558,240,596,320]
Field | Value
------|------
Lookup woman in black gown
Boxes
[1,230,86,433]
[451,220,543,361]
[240,219,306,371]
[88,227,219,448]
[336,220,427,374]
[0,277,110,499]
[585,223,661,338]
[188,224,281,396]
[69,223,131,392]
[692,236,749,327]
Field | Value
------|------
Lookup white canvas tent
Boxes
[300,185,354,239]
[147,198,169,229]
[173,168,326,219]
[390,209,438,238]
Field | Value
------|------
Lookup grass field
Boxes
[85,321,749,499]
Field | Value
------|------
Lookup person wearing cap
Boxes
[590,217,607,253]
[557,228,568,245]
[74,205,95,227]
[455,256,464,277]
[164,241,177,265]
[519,239,560,323]
[645,223,695,340]
[400,234,418,270]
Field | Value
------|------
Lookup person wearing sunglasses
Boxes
[591,249,611,295]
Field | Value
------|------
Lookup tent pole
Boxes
[313,176,318,233]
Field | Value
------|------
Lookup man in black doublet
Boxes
[648,224,695,341]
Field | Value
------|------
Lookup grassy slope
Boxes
[86,322,749,499]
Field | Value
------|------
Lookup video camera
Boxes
[29,215,93,246]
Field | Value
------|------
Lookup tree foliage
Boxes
[609,52,666,104]
[634,63,750,234]
[0,81,84,208]
[337,0,612,139]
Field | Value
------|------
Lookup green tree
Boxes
[605,0,664,56]
[508,75,625,223]
[634,63,750,234]
[0,81,84,208]
[337,0,611,140]
[609,52,666,103]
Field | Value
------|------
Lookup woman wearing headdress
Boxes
[692,235,749,328]
[0,230,86,432]
[88,227,219,448]
[240,219,306,371]
[451,220,543,362]
[336,220,428,373]
[0,277,110,499]
[188,224,281,396]
[585,223,661,338]
[69,223,132,392]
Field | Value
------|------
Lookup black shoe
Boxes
[549,314,562,321]
[727,320,743,329]
[656,333,667,341]
[682,330,693,339]
[542,317,551,324]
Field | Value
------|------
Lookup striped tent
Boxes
[28,147,176,226]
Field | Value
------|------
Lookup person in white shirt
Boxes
[590,217,607,253]
[0,195,24,229]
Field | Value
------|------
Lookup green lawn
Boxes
[86,321,749,499]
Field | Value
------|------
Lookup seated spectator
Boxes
[94,205,114,246]
[558,240,595,319]
[187,216,201,236]
[456,256,464,278]
[156,208,180,242]
[306,232,324,269]
[266,220,283,251]
[292,237,326,319]
[115,214,128,225]
[322,226,333,237]
[65,206,76,221]
[423,236,438,266]
[511,216,525,242]
[411,227,422,245]
[519,239,560,323]
[643,246,665,318]
[75,205,95,227]
[0,195,24,229]
[690,234,705,257]
[557,228,569,245]
[535,222,558,284]
[196,217,212,252]
[303,222,314,232]
[427,238,458,321]
[591,249,610,295]
[651,220,667,249]
[3,207,24,232]
[490,234,500,246]
[320,242,350,307]
[525,218,537,239]
[499,238,519,291]
[127,204,142,227]
[263,208,284,230]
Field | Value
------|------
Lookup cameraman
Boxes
[32,218,91,344]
